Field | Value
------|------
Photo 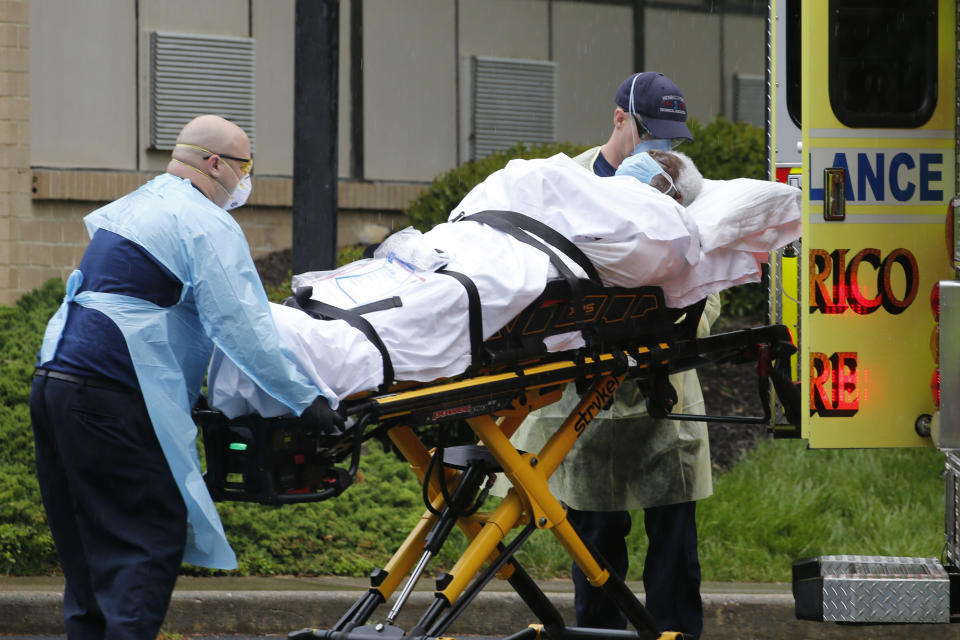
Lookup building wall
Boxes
[1,0,33,303]
[457,0,551,163]
[5,0,766,304]
[362,0,458,181]
[645,5,766,123]
[552,1,634,148]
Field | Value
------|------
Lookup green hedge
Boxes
[404,141,591,231]
[0,280,63,574]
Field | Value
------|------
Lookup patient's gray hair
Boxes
[671,151,704,206]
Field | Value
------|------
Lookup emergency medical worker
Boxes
[30,114,340,639]
[510,72,719,639]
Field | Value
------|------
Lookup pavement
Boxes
[2,576,959,639]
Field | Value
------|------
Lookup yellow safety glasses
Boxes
[175,143,253,176]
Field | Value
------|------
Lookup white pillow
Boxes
[686,178,801,253]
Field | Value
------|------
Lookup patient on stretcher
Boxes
[207,152,800,419]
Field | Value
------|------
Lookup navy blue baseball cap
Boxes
[615,72,692,142]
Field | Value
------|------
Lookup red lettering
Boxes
[809,248,918,315]
[831,352,859,412]
[810,351,859,417]
[846,249,882,314]
[880,248,919,314]
[810,352,832,412]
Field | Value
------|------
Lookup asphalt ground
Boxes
[2,576,959,639]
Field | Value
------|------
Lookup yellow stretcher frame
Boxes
[219,322,796,640]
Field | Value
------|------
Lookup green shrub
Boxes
[0,279,65,574]
[403,141,590,231]
[683,116,766,180]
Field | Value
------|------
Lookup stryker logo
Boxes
[573,378,619,434]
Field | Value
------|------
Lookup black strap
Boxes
[458,211,593,329]
[349,296,403,316]
[289,287,399,392]
[437,268,484,368]
[460,210,602,284]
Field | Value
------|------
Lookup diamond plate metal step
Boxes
[793,555,951,623]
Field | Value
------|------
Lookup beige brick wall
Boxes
[0,0,30,305]
[12,168,423,304]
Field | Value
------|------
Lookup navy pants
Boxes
[569,502,703,638]
[30,376,187,640]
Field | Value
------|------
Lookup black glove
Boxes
[301,396,346,437]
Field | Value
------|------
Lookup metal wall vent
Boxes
[472,56,556,159]
[150,32,255,151]
[733,73,765,128]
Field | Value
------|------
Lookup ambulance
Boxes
[768,0,960,624]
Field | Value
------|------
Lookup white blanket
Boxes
[207,154,800,418]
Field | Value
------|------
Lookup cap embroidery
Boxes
[659,95,686,115]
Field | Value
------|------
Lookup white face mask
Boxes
[224,173,252,210]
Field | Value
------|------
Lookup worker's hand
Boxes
[301,395,346,436]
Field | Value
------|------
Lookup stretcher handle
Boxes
[272,413,368,505]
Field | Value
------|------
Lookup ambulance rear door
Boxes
[800,0,955,447]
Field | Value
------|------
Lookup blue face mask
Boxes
[614,151,678,197]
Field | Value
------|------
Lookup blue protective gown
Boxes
[39,173,325,569]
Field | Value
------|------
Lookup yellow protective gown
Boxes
[508,147,719,511]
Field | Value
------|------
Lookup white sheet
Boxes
[207,154,800,418]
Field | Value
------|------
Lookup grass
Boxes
[1,279,947,583]
[697,439,943,582]
[441,438,945,584]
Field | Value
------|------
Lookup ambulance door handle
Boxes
[823,167,846,221]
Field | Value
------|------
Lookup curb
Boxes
[2,589,958,639]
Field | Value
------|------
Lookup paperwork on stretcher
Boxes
[207,154,800,419]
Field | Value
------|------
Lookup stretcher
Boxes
[195,278,800,640]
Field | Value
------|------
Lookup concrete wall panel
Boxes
[252,0,294,177]
[722,13,765,118]
[644,8,721,123]
[362,0,457,181]
[458,0,549,163]
[29,0,137,170]
[552,1,633,148]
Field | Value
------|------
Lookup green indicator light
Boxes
[229,442,248,451]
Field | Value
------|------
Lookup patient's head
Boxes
[648,150,703,206]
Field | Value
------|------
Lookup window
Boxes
[828,0,937,128]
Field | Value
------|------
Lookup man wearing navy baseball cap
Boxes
[567,71,696,176]
[510,71,716,639]
[616,71,693,146]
